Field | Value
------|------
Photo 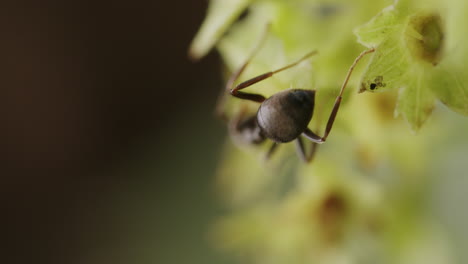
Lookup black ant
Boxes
[218,27,374,162]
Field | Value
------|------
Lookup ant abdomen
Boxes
[257,89,316,143]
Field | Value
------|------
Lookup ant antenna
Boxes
[338,48,375,97]
[225,23,272,92]
[322,48,375,140]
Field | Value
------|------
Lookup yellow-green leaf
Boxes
[359,33,409,93]
[395,70,436,132]
[189,0,252,60]
[428,62,468,115]
[354,4,400,47]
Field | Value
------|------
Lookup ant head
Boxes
[230,115,266,145]
[257,89,315,143]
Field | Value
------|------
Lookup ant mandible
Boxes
[220,26,374,162]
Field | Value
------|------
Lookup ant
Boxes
[218,27,374,162]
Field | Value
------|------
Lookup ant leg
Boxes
[230,50,318,102]
[303,128,324,143]
[265,142,279,160]
[295,136,319,163]
[228,105,249,136]
[215,23,272,118]
[295,137,307,162]
[215,27,269,119]
[321,48,375,140]
[303,49,375,143]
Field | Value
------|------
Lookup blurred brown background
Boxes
[1,1,228,263]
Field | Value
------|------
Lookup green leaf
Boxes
[189,0,252,60]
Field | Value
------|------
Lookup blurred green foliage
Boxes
[190,0,468,263]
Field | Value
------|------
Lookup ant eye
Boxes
[370,83,377,90]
